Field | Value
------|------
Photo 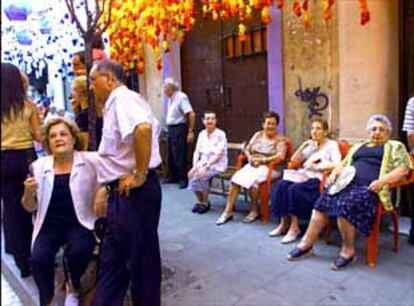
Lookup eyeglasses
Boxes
[370,127,386,132]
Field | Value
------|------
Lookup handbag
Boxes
[326,166,356,195]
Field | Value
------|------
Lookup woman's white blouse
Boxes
[30,151,100,248]
[301,139,342,179]
[193,128,228,172]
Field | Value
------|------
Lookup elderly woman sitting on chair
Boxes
[22,118,105,306]
[269,118,342,244]
[216,111,287,225]
[287,114,413,270]
[188,111,228,214]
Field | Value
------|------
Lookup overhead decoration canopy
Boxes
[2,0,371,76]
[105,0,370,73]
[104,0,195,74]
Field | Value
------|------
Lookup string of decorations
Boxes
[103,0,195,74]
[104,0,370,73]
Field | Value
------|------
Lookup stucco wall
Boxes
[282,3,339,146]
[141,45,164,125]
[338,0,399,141]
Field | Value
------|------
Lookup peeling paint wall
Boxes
[141,45,164,125]
[338,0,399,141]
[282,2,339,146]
[283,1,338,145]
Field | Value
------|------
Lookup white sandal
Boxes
[216,212,233,226]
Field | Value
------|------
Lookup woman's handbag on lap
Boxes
[326,166,356,195]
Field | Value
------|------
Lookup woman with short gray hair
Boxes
[287,114,413,270]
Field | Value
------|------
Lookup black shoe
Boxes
[286,246,314,261]
[198,203,211,214]
[408,233,414,245]
[163,176,178,184]
[331,254,357,271]
[179,180,188,189]
[19,266,32,278]
[192,203,202,213]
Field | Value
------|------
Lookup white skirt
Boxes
[231,163,280,189]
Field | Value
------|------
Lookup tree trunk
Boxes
[84,39,97,150]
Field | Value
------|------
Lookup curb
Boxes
[1,254,37,306]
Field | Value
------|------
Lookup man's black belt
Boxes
[167,123,187,128]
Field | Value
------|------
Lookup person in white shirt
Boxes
[22,118,102,306]
[188,111,228,214]
[163,78,196,188]
[402,96,414,244]
[89,60,162,306]
[269,119,342,244]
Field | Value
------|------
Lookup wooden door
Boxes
[181,12,268,143]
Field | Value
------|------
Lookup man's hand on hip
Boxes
[118,174,146,197]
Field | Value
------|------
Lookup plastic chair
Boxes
[237,137,295,224]
[326,154,414,267]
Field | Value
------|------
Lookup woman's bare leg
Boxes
[337,217,357,258]
[200,191,209,205]
[223,183,241,214]
[194,191,203,203]
[297,210,329,249]
[248,187,259,214]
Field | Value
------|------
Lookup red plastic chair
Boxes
[285,140,350,243]
[236,137,294,224]
[365,155,414,266]
[326,154,414,267]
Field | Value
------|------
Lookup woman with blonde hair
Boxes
[23,118,103,305]
[71,75,89,150]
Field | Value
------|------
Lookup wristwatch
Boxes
[133,169,148,180]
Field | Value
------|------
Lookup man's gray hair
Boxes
[93,59,126,84]
[163,77,179,90]
[366,114,392,132]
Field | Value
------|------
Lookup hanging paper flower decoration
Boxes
[1,0,86,79]
[101,0,370,72]
[359,0,370,25]
[15,29,32,45]
[293,0,302,17]
[322,0,334,21]
[3,0,32,21]
[301,0,310,29]
[202,0,273,41]
[103,0,195,73]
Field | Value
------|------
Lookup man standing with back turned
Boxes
[90,60,162,305]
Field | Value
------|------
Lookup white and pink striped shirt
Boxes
[98,86,161,184]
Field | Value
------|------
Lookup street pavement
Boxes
[2,183,414,306]
[2,274,23,306]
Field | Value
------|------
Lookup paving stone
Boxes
[3,184,414,306]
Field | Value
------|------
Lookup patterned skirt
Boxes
[314,182,378,237]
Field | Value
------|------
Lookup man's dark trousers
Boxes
[167,123,188,183]
[93,171,162,306]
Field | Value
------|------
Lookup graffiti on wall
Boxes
[294,77,329,119]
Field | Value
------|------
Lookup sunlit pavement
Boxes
[2,183,414,306]
[1,274,23,306]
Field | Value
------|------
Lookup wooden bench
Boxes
[209,142,247,200]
